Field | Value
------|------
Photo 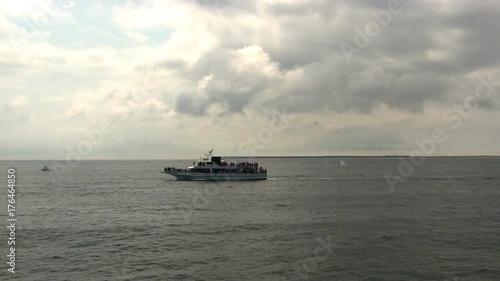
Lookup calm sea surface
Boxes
[1,157,499,281]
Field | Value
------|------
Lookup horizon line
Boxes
[2,155,500,161]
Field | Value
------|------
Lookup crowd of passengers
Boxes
[194,161,259,167]
[164,162,267,174]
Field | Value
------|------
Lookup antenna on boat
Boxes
[202,148,213,160]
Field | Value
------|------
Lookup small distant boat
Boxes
[337,160,346,167]
[42,166,50,171]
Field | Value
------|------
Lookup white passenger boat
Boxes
[162,149,267,181]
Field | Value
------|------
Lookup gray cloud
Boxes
[161,0,500,118]
[172,47,279,116]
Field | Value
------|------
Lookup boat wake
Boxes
[268,176,388,181]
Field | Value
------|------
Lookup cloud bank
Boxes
[1,0,499,159]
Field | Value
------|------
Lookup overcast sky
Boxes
[1,0,499,159]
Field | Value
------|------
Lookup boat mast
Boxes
[202,148,213,161]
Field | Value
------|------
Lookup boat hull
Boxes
[163,171,267,181]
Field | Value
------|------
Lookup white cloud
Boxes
[40,96,64,103]
[123,31,148,43]
[8,95,29,107]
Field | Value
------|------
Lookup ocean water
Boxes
[1,157,499,281]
